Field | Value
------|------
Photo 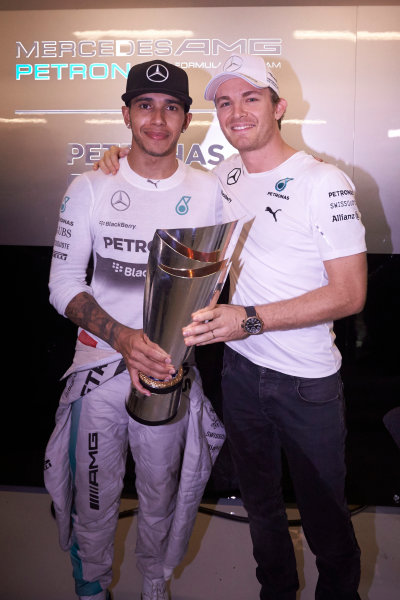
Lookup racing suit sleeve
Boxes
[49,173,95,317]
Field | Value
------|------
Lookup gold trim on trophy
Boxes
[139,366,184,391]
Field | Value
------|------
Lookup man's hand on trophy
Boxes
[183,304,248,346]
[115,328,175,396]
[93,145,129,175]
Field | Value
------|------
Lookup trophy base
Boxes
[126,386,181,426]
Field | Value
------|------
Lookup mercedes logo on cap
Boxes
[223,55,243,73]
[146,63,169,83]
[111,190,131,211]
[227,168,241,185]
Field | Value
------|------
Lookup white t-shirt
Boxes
[49,157,222,354]
[214,151,367,377]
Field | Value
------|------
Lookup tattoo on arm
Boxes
[65,292,123,348]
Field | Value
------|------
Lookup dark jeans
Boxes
[222,346,361,600]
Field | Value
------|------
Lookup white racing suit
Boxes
[44,357,225,597]
[44,158,226,597]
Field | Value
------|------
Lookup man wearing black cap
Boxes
[44,60,224,600]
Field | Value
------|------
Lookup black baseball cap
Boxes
[122,60,192,112]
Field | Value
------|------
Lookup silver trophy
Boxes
[126,220,239,425]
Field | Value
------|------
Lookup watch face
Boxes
[244,317,263,335]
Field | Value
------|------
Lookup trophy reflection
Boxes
[126,220,239,425]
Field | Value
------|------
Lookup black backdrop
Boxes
[1,246,399,506]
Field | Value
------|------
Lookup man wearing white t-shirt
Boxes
[44,60,225,600]
[183,56,366,599]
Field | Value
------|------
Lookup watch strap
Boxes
[244,306,257,318]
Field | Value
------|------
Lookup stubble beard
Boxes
[131,130,180,159]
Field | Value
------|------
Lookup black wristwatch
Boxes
[241,306,264,335]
